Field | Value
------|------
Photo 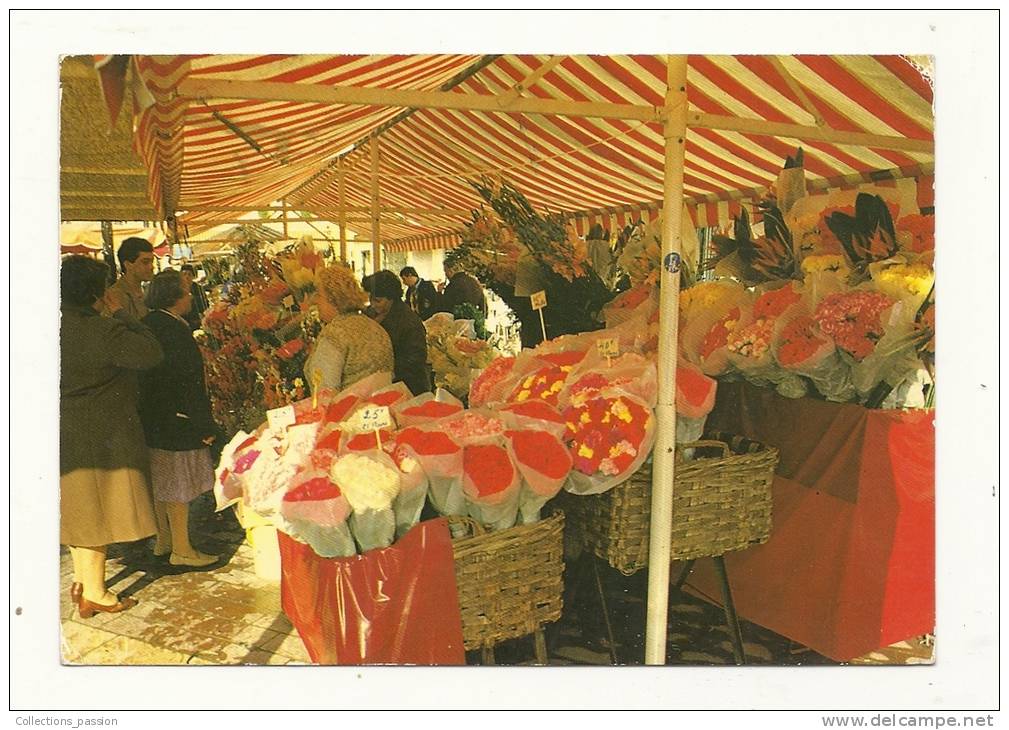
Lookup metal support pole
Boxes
[370,135,381,274]
[338,158,347,263]
[100,220,116,283]
[644,54,687,666]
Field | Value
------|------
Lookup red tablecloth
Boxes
[279,517,466,665]
[688,382,934,662]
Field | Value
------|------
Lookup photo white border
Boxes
[8,8,1000,717]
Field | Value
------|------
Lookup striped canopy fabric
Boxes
[114,54,933,250]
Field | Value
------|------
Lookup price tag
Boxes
[597,338,620,358]
[530,290,547,310]
[282,295,295,309]
[267,404,296,431]
[358,405,392,432]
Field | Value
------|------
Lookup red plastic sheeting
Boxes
[279,517,466,665]
[689,382,934,662]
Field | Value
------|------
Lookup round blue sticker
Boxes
[663,252,682,274]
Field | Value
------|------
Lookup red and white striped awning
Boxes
[115,54,933,252]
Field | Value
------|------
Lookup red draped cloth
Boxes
[279,517,466,665]
[688,382,934,661]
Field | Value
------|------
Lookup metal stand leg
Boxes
[713,555,745,665]
[592,560,620,665]
[673,559,696,592]
[533,628,548,665]
[481,646,495,665]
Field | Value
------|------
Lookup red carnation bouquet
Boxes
[387,439,429,538]
[462,443,521,530]
[214,429,260,510]
[679,280,753,376]
[560,352,658,411]
[395,426,464,516]
[675,361,719,443]
[505,429,572,524]
[497,400,568,441]
[278,468,355,558]
[394,389,465,428]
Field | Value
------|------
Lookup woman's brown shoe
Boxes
[78,595,137,619]
[69,582,83,606]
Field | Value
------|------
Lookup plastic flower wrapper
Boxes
[469,355,517,407]
[394,388,464,428]
[774,312,856,402]
[601,283,657,329]
[561,391,657,496]
[362,382,414,409]
[330,452,400,553]
[395,427,465,516]
[505,429,572,525]
[868,256,935,312]
[243,421,321,517]
[214,429,259,510]
[679,281,753,376]
[462,443,521,531]
[278,468,356,558]
[387,441,429,539]
[674,361,719,446]
[848,298,928,407]
[497,400,568,441]
[800,255,850,302]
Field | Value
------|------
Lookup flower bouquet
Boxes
[497,400,568,441]
[461,443,521,530]
[679,280,752,376]
[387,441,429,539]
[505,429,572,524]
[774,312,856,403]
[561,392,656,495]
[395,427,464,516]
[278,468,356,558]
[394,389,465,428]
[675,361,719,443]
[214,430,260,510]
[425,312,497,400]
[468,355,517,407]
[330,452,400,553]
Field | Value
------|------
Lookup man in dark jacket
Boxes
[436,261,488,318]
[367,270,432,396]
[399,266,438,321]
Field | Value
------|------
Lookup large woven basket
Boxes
[449,511,565,651]
[563,435,778,575]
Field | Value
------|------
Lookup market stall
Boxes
[62,53,935,665]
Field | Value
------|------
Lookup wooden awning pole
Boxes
[644,54,687,666]
[370,135,381,274]
[338,157,347,263]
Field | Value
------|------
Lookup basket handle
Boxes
[676,439,730,458]
[445,515,486,540]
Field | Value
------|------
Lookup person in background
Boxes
[367,270,432,396]
[139,271,220,568]
[105,237,156,319]
[399,266,438,321]
[60,255,163,618]
[435,260,488,318]
[304,266,394,392]
[179,263,210,331]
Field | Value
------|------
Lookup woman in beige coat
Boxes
[60,255,163,618]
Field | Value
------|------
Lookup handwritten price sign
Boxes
[596,338,620,358]
[282,295,296,309]
[530,290,548,310]
[267,404,296,431]
[358,406,392,432]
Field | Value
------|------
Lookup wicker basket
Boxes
[449,511,565,651]
[563,435,778,575]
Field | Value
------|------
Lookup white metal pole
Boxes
[644,54,687,666]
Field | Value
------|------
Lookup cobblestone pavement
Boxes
[60,494,934,667]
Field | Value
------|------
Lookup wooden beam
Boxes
[177,77,664,123]
[766,55,825,127]
[178,204,471,215]
[495,55,566,106]
[690,112,933,153]
[61,167,149,176]
[61,190,151,199]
